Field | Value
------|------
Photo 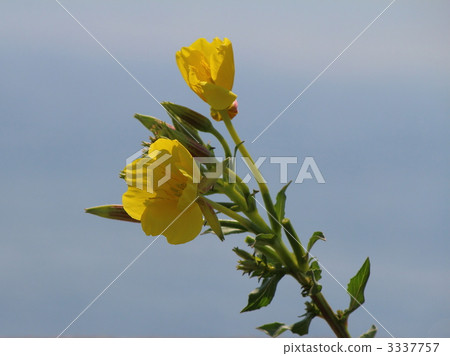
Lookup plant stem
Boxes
[311,293,351,338]
[210,127,232,158]
[281,218,307,270]
[202,197,269,234]
[217,111,350,338]
[272,231,350,337]
[220,111,279,232]
[290,270,351,338]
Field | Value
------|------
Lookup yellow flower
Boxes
[122,138,203,244]
[176,37,237,111]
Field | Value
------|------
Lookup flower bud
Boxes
[85,205,139,223]
[135,113,212,157]
[161,102,214,132]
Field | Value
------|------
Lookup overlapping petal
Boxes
[122,138,204,244]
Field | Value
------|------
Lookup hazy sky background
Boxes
[1,1,449,337]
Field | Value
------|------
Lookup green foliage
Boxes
[241,273,284,312]
[290,312,317,336]
[257,302,319,337]
[202,219,247,236]
[360,325,377,338]
[274,181,291,222]
[196,198,224,241]
[345,258,371,316]
[257,322,290,337]
[306,231,326,253]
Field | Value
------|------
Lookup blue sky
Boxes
[1,0,449,337]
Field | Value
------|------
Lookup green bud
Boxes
[134,113,170,134]
[232,247,254,261]
[135,113,213,157]
[161,102,214,133]
[85,205,139,223]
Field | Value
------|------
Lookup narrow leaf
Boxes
[202,226,246,236]
[241,273,284,312]
[202,219,247,236]
[360,325,377,338]
[274,181,291,221]
[257,322,290,337]
[197,197,224,241]
[307,231,326,253]
[346,258,371,314]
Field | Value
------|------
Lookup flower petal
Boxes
[189,38,215,59]
[141,199,203,244]
[210,38,234,90]
[200,82,237,110]
[122,186,152,220]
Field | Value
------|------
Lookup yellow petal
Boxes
[210,38,234,90]
[200,82,237,110]
[177,180,197,211]
[176,53,190,90]
[189,38,215,59]
[141,199,203,244]
[122,186,152,220]
[176,47,211,85]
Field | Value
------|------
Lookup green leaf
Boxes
[257,322,290,337]
[241,273,284,312]
[304,262,322,297]
[274,181,291,221]
[306,231,326,253]
[202,226,246,236]
[290,302,320,336]
[290,313,316,336]
[360,325,377,338]
[212,202,241,211]
[197,198,224,241]
[309,260,322,282]
[346,258,371,315]
[202,219,247,236]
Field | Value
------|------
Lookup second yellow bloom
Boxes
[176,37,237,112]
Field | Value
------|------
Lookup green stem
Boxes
[281,218,307,270]
[312,293,351,338]
[202,197,268,234]
[214,111,350,338]
[271,229,350,337]
[224,167,251,196]
[210,127,232,158]
[215,179,270,232]
[220,111,279,232]
[215,181,249,211]
[272,237,301,277]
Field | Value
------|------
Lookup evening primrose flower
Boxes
[122,138,203,244]
[176,37,237,112]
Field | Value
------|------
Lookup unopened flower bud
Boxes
[161,102,214,132]
[85,205,139,223]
